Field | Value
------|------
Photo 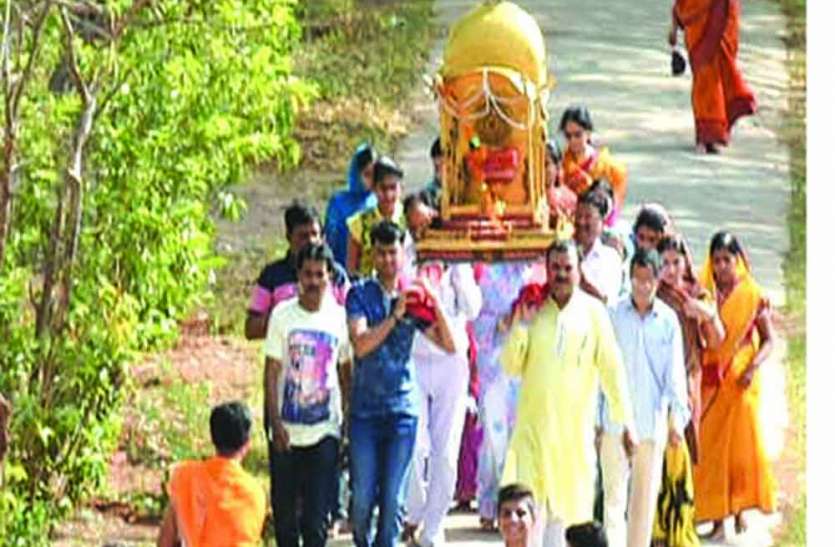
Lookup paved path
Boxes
[391,0,793,545]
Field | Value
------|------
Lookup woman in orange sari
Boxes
[559,106,628,221]
[694,232,776,540]
[669,0,757,154]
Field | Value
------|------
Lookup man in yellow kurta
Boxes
[500,240,635,547]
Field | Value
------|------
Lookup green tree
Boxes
[0,0,312,539]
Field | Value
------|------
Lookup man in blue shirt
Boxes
[345,220,456,547]
[600,248,689,547]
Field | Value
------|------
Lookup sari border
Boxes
[727,95,757,130]
[695,118,728,146]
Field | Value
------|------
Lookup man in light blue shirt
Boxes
[599,248,689,547]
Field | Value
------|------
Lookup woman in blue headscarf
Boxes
[325,143,378,268]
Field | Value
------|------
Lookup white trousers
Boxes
[532,504,564,547]
[601,434,665,547]
[406,352,469,546]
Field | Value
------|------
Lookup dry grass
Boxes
[292,0,437,172]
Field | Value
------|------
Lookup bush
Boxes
[0,0,311,539]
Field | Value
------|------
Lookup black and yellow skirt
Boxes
[652,443,700,546]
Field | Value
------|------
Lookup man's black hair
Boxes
[497,483,535,516]
[284,201,320,236]
[630,247,662,278]
[210,401,252,457]
[403,190,435,213]
[578,189,609,219]
[589,179,614,201]
[545,238,580,263]
[633,206,668,235]
[565,521,608,547]
[370,220,405,246]
[295,241,335,274]
[430,137,442,159]
[373,155,405,185]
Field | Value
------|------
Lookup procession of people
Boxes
[155,1,781,546]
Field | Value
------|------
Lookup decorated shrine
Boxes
[416,1,556,262]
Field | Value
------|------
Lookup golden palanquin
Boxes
[417,1,555,262]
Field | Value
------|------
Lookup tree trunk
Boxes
[0,140,12,267]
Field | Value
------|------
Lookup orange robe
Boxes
[675,0,757,146]
[560,147,627,211]
[168,456,267,546]
[693,260,776,522]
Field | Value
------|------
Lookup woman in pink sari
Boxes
[669,0,757,154]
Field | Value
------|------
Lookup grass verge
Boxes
[773,0,806,544]
[293,0,438,172]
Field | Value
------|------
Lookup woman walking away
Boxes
[669,0,757,154]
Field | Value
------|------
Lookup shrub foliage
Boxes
[0,0,311,539]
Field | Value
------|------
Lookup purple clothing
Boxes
[472,261,542,519]
[455,410,483,502]
[472,262,533,386]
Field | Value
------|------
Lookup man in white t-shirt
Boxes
[264,242,352,547]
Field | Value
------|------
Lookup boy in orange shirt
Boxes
[157,401,266,546]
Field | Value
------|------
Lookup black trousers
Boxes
[269,435,339,547]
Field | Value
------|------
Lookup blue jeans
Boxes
[350,413,418,547]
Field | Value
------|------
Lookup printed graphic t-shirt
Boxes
[264,297,350,447]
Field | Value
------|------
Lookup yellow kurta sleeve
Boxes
[500,321,530,377]
[591,304,635,433]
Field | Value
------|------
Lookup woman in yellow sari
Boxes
[694,231,776,540]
